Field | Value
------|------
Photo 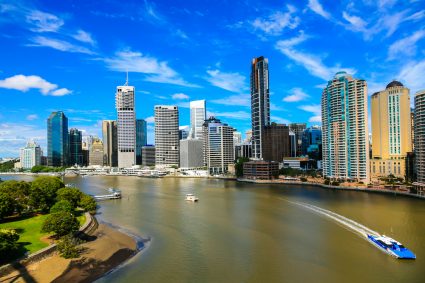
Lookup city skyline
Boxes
[0,0,424,157]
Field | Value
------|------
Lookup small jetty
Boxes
[94,188,122,200]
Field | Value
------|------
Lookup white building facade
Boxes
[190,100,206,140]
[116,83,136,168]
[155,105,179,166]
[321,72,370,183]
[20,141,42,169]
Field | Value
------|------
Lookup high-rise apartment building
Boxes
[69,128,83,166]
[289,123,307,157]
[47,111,69,167]
[321,72,369,183]
[414,90,425,192]
[142,145,156,166]
[20,141,42,169]
[102,120,118,167]
[89,138,104,166]
[251,56,270,159]
[190,100,206,139]
[136,119,147,165]
[179,126,189,140]
[116,80,136,168]
[203,117,234,174]
[370,81,412,180]
[262,123,290,162]
[154,106,179,166]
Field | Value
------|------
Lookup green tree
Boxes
[50,200,74,214]
[0,229,20,262]
[0,180,31,214]
[235,157,250,178]
[41,211,80,237]
[0,192,16,219]
[57,234,83,258]
[56,187,82,208]
[79,194,97,213]
[30,176,64,212]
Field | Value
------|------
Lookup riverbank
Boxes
[238,178,425,199]
[0,222,142,282]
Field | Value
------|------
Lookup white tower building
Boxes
[20,141,42,169]
[190,100,206,140]
[155,105,179,166]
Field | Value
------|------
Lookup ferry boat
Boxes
[185,194,199,202]
[367,234,416,259]
[93,188,122,200]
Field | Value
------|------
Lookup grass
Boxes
[0,212,87,257]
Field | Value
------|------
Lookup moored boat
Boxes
[185,194,199,202]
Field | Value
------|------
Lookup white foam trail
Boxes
[283,199,379,237]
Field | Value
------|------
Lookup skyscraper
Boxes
[262,123,290,162]
[251,56,270,159]
[116,79,136,168]
[190,100,206,139]
[203,117,234,174]
[180,139,203,168]
[20,141,42,169]
[301,126,322,160]
[136,119,147,165]
[69,128,83,166]
[89,138,104,166]
[289,123,307,157]
[370,81,412,181]
[102,120,118,167]
[321,72,369,183]
[47,111,69,167]
[154,105,179,166]
[414,90,425,192]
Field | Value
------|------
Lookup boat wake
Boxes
[283,199,379,238]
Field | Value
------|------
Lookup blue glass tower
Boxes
[47,111,69,166]
[136,119,147,165]
[301,126,322,160]
[69,128,83,166]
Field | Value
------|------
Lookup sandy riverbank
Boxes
[0,223,139,283]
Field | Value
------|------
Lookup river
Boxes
[2,175,425,282]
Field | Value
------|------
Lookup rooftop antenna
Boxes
[125,69,129,86]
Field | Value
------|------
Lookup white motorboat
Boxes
[185,194,199,202]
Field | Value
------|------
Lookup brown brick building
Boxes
[262,123,290,162]
[243,161,279,180]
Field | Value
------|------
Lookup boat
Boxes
[185,194,199,202]
[367,234,416,259]
[93,188,122,200]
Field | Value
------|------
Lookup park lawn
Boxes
[0,214,51,254]
[0,213,86,255]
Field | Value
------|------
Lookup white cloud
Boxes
[298,104,321,116]
[145,116,155,123]
[72,30,96,45]
[388,30,425,59]
[103,49,198,87]
[0,123,46,157]
[26,114,38,121]
[211,94,250,107]
[206,69,246,92]
[309,115,322,122]
[30,36,95,54]
[342,11,368,32]
[307,0,331,19]
[171,93,189,100]
[25,10,64,32]
[51,88,72,96]
[283,88,310,102]
[207,110,250,120]
[0,75,72,97]
[275,34,356,81]
[397,60,425,93]
[271,116,291,124]
[251,5,300,35]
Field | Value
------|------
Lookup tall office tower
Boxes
[116,79,136,168]
[69,128,83,166]
[154,106,179,166]
[82,141,89,166]
[321,72,369,183]
[245,130,252,143]
[370,81,412,181]
[102,120,118,167]
[289,130,296,157]
[89,138,104,166]
[136,119,147,165]
[233,131,242,145]
[179,126,189,140]
[235,143,252,159]
[180,139,203,168]
[411,109,415,151]
[203,117,234,174]
[414,90,425,192]
[289,123,307,157]
[142,145,156,166]
[251,56,270,159]
[20,141,42,169]
[47,111,69,167]
[190,100,206,139]
[262,123,290,162]
[301,126,322,160]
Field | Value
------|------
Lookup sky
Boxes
[0,0,424,157]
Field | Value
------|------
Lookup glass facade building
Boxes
[301,126,322,160]
[136,119,147,165]
[47,111,69,167]
[69,128,83,166]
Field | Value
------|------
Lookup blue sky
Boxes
[0,0,424,157]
